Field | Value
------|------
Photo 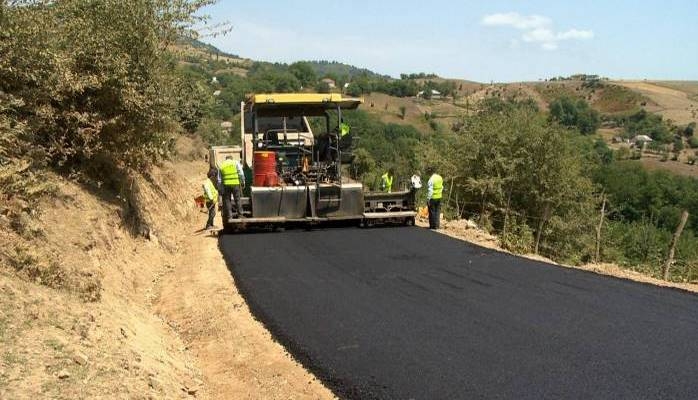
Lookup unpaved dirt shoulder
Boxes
[152,162,336,400]
[424,218,698,293]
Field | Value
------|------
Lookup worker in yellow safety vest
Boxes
[202,169,219,230]
[426,167,443,229]
[340,121,351,137]
[381,169,394,193]
[218,155,245,221]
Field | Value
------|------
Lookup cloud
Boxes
[481,13,551,30]
[557,29,594,40]
[482,13,593,51]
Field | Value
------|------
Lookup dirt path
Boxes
[152,163,336,400]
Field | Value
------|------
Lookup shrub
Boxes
[1,0,214,173]
[500,216,534,254]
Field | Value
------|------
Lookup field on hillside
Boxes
[614,81,698,125]
[362,92,465,131]
[652,81,698,99]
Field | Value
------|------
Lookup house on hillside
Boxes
[631,134,653,149]
[417,89,442,99]
[632,134,653,144]
[320,78,336,88]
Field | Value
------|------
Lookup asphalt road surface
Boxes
[220,227,698,400]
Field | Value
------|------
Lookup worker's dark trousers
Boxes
[205,201,216,228]
[223,185,243,220]
[428,198,441,229]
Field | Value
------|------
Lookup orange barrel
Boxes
[253,151,279,186]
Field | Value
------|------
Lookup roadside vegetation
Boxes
[1,0,216,295]
[171,39,698,282]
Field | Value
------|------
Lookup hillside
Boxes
[304,60,388,80]
[614,80,698,125]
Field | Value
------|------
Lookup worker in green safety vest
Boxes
[426,167,443,229]
[218,156,245,221]
[202,169,219,230]
[381,169,394,193]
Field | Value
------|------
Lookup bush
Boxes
[500,216,534,254]
[689,137,698,148]
[674,137,685,152]
[1,0,213,172]
[399,106,407,120]
[615,146,631,161]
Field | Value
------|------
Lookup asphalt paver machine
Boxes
[222,93,417,232]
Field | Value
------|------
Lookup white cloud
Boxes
[482,12,593,51]
[557,29,594,40]
[481,12,551,30]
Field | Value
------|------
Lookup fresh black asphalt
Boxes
[220,227,698,400]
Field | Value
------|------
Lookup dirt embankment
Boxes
[0,139,334,399]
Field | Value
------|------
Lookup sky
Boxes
[201,0,698,82]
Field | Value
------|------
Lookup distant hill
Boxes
[304,60,389,80]
[176,37,241,60]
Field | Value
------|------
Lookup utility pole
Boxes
[662,210,689,280]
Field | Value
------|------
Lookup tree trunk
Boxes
[502,189,512,237]
[479,191,487,226]
[446,177,455,207]
[534,203,551,255]
[594,193,607,263]
[662,210,689,280]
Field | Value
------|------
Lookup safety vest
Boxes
[381,173,393,193]
[203,178,218,202]
[219,159,240,186]
[340,122,350,137]
[430,174,443,200]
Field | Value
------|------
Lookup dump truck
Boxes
[220,93,417,232]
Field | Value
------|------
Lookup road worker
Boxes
[202,169,219,230]
[218,155,245,221]
[339,119,351,137]
[318,119,351,162]
[381,168,394,193]
[426,167,443,229]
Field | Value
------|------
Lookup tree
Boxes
[1,0,216,171]
[288,62,317,87]
[548,97,600,135]
[623,109,671,143]
[443,101,596,262]
[674,137,685,153]
[316,81,331,93]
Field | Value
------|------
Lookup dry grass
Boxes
[614,80,698,125]
[639,157,698,178]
